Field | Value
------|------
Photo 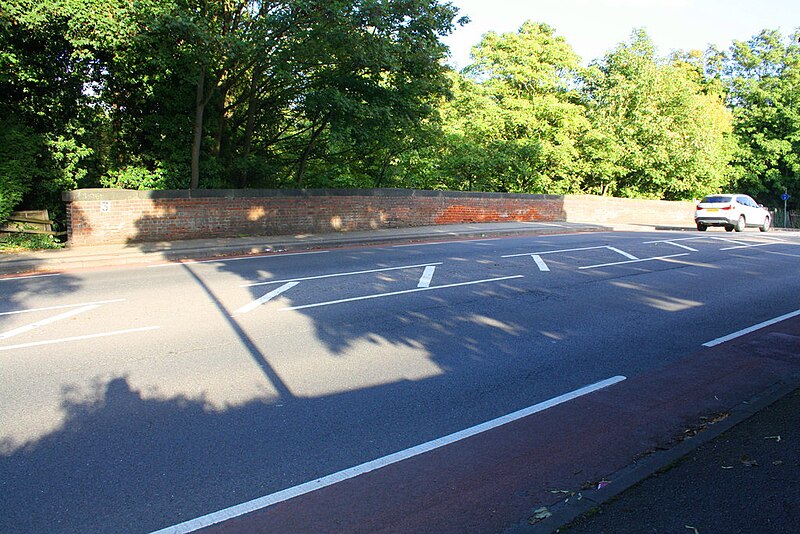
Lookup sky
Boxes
[441,0,800,69]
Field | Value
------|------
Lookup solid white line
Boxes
[0,304,100,340]
[392,238,500,248]
[643,237,709,244]
[607,247,638,260]
[0,326,161,352]
[242,263,443,287]
[702,309,800,347]
[502,245,609,258]
[233,282,299,315]
[579,253,689,269]
[661,241,699,252]
[0,273,62,281]
[149,375,627,534]
[0,299,126,317]
[148,250,329,268]
[531,255,550,272]
[417,266,436,288]
[720,241,788,251]
[281,275,524,311]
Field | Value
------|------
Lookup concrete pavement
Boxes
[0,221,609,275]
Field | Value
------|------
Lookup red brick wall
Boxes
[62,189,567,246]
[62,189,695,246]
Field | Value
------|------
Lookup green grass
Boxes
[0,233,65,252]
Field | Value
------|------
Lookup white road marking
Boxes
[579,253,690,270]
[392,238,500,248]
[149,375,627,534]
[607,247,638,260]
[720,241,788,251]
[243,263,443,287]
[702,309,800,347]
[643,237,710,244]
[660,241,699,252]
[417,266,436,288]
[0,326,160,352]
[233,282,299,315]
[765,250,800,258]
[531,255,550,272]
[0,273,62,281]
[0,304,100,340]
[148,250,329,268]
[502,245,610,258]
[0,299,126,317]
[281,275,524,311]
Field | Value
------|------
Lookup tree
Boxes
[581,30,733,199]
[725,29,800,209]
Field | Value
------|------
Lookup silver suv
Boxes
[694,194,771,232]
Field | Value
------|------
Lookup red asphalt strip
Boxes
[201,317,800,533]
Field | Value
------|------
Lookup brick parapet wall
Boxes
[62,188,695,246]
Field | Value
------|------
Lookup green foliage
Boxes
[582,30,733,200]
[0,232,64,252]
[2,0,799,223]
[725,29,800,208]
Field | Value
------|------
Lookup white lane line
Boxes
[417,266,436,288]
[148,250,329,268]
[712,237,750,246]
[579,253,690,269]
[149,375,627,534]
[0,299,126,317]
[242,263,443,288]
[502,245,610,258]
[0,273,62,281]
[720,241,788,251]
[661,241,699,252]
[0,305,100,340]
[643,237,709,244]
[703,309,800,347]
[233,282,299,315]
[765,250,800,258]
[531,255,550,272]
[0,326,161,352]
[393,238,500,248]
[281,275,524,311]
[607,247,639,260]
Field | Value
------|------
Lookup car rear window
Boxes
[701,196,732,203]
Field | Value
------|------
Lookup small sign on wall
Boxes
[100,201,111,213]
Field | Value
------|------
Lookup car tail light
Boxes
[721,204,734,210]
[696,205,703,210]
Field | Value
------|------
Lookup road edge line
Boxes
[150,376,627,534]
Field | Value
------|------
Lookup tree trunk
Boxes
[191,71,207,190]
[239,66,262,188]
[295,113,330,188]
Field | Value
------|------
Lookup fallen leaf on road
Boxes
[764,435,781,442]
[685,526,700,534]
[597,480,610,489]
[528,507,552,525]
[721,466,734,469]
[773,460,784,466]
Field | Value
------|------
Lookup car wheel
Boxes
[734,215,746,232]
[697,223,707,231]
[760,216,771,232]
[725,225,734,232]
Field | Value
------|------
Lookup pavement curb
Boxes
[511,372,800,533]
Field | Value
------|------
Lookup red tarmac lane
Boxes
[193,316,800,533]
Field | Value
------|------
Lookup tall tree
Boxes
[725,29,800,208]
[581,30,733,199]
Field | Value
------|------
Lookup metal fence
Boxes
[769,209,800,229]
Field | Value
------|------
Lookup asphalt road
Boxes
[2,230,800,533]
